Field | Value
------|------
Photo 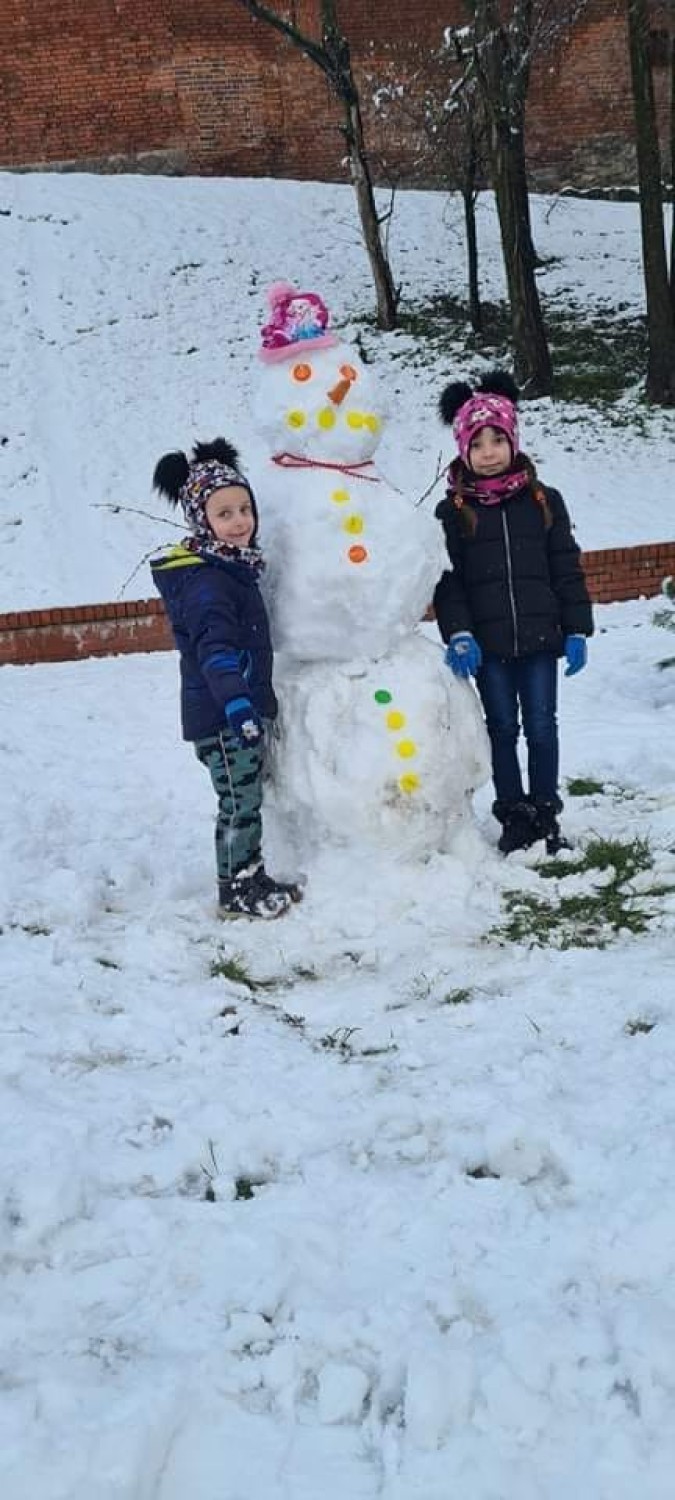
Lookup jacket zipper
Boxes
[500,509,519,654]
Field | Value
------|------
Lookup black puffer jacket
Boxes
[434,481,593,658]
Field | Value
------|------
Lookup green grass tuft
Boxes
[489,836,672,949]
[566,776,607,797]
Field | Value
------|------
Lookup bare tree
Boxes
[234,0,399,329]
[457,0,591,396]
[368,36,488,331]
[670,17,675,320]
[626,0,675,404]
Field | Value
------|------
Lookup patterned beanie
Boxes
[260,281,338,363]
[453,393,519,467]
[179,460,258,543]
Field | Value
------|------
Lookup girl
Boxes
[433,371,593,855]
[151,437,302,917]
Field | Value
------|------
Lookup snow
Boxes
[2,172,673,610]
[1,171,675,1497]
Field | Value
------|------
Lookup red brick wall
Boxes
[0,0,669,186]
[1,542,673,668]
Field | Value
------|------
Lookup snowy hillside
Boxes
[1,172,674,610]
[1,173,675,1499]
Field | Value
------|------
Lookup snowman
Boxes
[252,282,488,861]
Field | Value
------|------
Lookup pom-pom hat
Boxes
[259,281,338,363]
[153,439,259,544]
[439,371,520,467]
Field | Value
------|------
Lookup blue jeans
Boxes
[476,652,559,806]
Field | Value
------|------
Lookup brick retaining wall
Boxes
[1,541,673,668]
[0,0,671,189]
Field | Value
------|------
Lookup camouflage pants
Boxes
[194,728,264,882]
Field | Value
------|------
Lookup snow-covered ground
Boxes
[1,173,673,610]
[2,597,675,1499]
[2,173,675,1498]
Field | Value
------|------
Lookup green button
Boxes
[374,689,392,704]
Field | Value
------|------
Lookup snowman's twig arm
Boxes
[414,454,449,508]
[92,502,184,529]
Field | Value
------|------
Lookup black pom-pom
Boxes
[152,450,190,504]
[438,381,474,426]
[476,368,520,404]
[192,438,240,470]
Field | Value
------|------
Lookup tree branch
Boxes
[236,0,332,77]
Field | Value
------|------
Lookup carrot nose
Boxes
[328,375,352,406]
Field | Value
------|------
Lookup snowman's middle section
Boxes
[261,465,443,663]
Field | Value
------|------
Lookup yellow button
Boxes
[343,514,364,534]
[364,414,381,433]
[396,740,417,759]
[386,709,406,730]
[331,488,349,504]
[399,773,420,793]
[287,410,306,428]
[346,411,364,429]
[317,408,336,429]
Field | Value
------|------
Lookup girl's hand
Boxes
[564,636,588,676]
[445,633,483,679]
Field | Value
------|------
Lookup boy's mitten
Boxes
[225,697,263,745]
[564,635,587,676]
[445,632,483,679]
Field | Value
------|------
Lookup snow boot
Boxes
[494,799,539,855]
[218,863,297,920]
[532,798,571,856]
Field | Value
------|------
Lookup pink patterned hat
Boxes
[453,393,519,465]
[259,281,338,363]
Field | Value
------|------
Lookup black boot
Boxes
[493,799,539,855]
[218,862,296,919]
[532,798,570,856]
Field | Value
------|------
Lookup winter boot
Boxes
[532,798,570,856]
[493,799,539,855]
[218,863,295,920]
[255,866,304,906]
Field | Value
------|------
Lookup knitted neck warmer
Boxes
[181,532,266,577]
[447,459,531,507]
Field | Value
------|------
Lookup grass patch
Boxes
[566,776,607,797]
[490,836,673,949]
[440,987,473,1006]
[536,835,653,882]
[356,294,647,408]
[210,952,320,991]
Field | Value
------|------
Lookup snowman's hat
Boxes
[259,282,338,363]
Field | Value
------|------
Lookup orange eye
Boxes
[340,363,358,381]
[292,363,312,382]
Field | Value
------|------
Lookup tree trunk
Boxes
[462,123,482,332]
[472,0,551,394]
[342,94,399,330]
[492,120,553,395]
[670,27,675,318]
[626,0,675,404]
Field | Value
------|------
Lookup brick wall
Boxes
[1,541,673,668]
[0,0,669,187]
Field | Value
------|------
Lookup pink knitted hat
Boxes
[259,281,338,363]
[453,392,519,466]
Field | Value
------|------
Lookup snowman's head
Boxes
[256,284,388,464]
[256,340,387,464]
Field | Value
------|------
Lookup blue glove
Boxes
[445,632,483,679]
[564,635,587,677]
[225,697,263,745]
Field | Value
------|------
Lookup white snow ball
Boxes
[317,1360,371,1424]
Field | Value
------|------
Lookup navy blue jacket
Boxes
[151,545,277,741]
[434,482,593,659]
